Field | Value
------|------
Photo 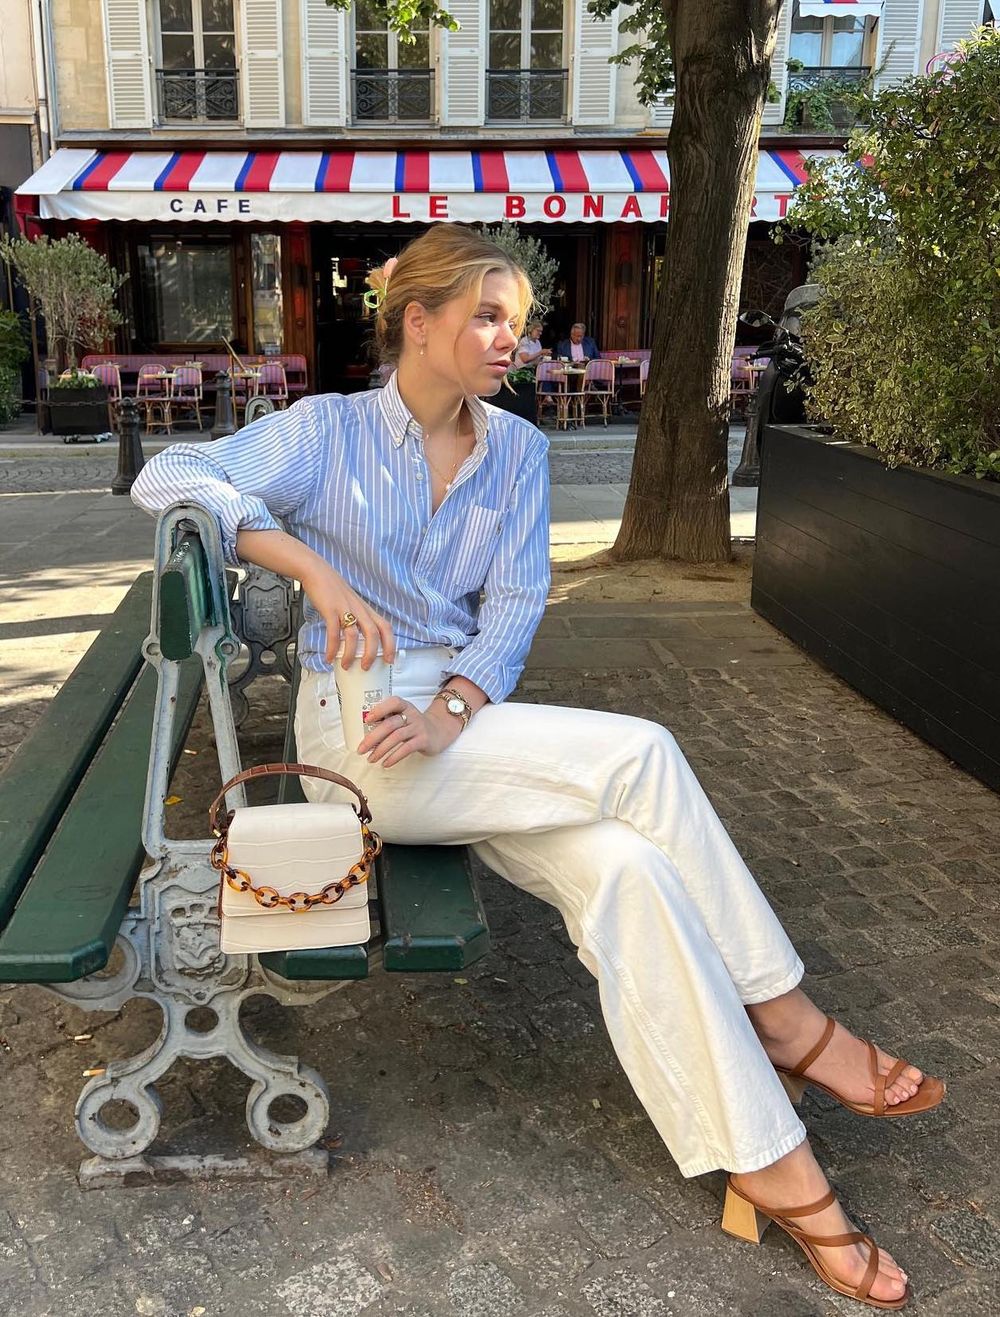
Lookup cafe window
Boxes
[137,237,235,345]
[251,234,284,354]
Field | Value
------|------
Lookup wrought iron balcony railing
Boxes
[787,64,872,92]
[351,69,435,123]
[486,68,568,123]
[156,68,239,122]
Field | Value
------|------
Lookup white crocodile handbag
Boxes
[209,762,381,955]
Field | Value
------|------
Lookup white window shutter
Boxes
[937,0,985,49]
[240,0,285,126]
[647,93,672,130]
[572,4,618,126]
[300,0,348,125]
[875,0,925,87]
[101,0,152,127]
[761,0,792,127]
[441,0,485,126]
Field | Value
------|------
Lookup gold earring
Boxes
[420,342,426,356]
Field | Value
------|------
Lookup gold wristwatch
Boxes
[434,686,472,730]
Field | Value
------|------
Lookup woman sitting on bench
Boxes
[132,223,942,1312]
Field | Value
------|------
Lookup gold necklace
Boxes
[424,429,462,491]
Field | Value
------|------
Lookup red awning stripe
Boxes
[549,150,591,193]
[622,150,669,192]
[316,152,356,192]
[396,150,430,192]
[156,151,206,191]
[74,151,131,190]
[238,151,282,192]
[771,149,812,187]
[473,152,510,193]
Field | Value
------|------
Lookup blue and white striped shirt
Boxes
[131,372,550,704]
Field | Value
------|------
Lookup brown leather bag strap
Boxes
[209,762,372,835]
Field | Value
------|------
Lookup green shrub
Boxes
[0,364,19,426]
[0,309,28,373]
[785,27,1000,480]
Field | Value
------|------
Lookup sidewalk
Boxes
[0,466,997,1317]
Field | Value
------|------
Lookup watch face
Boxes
[446,697,465,715]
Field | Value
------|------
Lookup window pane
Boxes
[161,33,196,68]
[203,34,236,68]
[788,27,822,65]
[138,240,234,344]
[252,234,283,354]
[490,0,520,30]
[531,32,563,67]
[489,32,519,68]
[830,17,865,66]
[202,0,234,33]
[159,0,193,33]
[356,33,389,67]
[355,0,387,31]
[397,33,429,68]
[532,0,562,30]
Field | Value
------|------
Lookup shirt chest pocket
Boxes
[446,503,504,593]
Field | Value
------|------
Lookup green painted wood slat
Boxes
[0,576,152,930]
[379,844,490,972]
[159,533,214,661]
[0,656,205,982]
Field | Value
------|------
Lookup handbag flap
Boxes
[223,800,368,913]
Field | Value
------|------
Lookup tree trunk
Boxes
[612,0,783,563]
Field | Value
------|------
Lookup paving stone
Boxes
[446,1262,525,1317]
[276,1255,385,1317]
[930,1211,1000,1268]
[581,1268,669,1317]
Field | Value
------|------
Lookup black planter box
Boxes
[752,423,1000,791]
[490,378,537,424]
[48,385,110,436]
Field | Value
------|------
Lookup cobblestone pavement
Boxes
[2,595,999,1317]
[0,448,637,495]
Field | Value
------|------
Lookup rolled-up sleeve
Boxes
[445,438,550,703]
[130,396,331,565]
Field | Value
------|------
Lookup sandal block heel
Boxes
[778,1071,807,1105]
[721,1184,769,1244]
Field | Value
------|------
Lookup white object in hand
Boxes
[333,641,394,750]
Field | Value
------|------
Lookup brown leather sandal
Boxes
[774,1015,945,1118]
[722,1176,910,1310]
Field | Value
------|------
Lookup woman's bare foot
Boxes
[733,1141,909,1306]
[747,989,924,1109]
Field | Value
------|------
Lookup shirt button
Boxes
[415,469,425,481]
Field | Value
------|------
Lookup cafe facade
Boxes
[13,0,929,395]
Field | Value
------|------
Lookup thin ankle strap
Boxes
[740,1184,836,1219]
[786,1015,836,1079]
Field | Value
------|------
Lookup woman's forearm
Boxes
[235,528,330,588]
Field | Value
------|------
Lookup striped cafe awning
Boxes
[16,147,838,227]
[797,1,883,16]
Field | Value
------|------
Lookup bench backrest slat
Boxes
[0,575,152,927]
[159,533,216,661]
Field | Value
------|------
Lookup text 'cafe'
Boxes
[16,147,825,397]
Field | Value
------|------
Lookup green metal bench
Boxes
[0,503,488,1185]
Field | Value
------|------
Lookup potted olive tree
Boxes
[0,233,125,437]
[481,222,558,423]
[755,29,1000,789]
[0,309,28,428]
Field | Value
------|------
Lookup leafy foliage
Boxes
[0,365,18,425]
[0,234,125,369]
[323,0,458,43]
[0,310,28,426]
[782,59,874,131]
[479,221,559,317]
[785,27,1000,480]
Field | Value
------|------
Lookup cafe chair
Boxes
[136,364,172,434]
[170,365,204,431]
[535,360,565,428]
[582,358,616,427]
[89,362,123,428]
[255,361,289,410]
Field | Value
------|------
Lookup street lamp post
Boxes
[111,396,145,495]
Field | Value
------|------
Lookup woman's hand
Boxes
[301,562,396,669]
[357,696,460,768]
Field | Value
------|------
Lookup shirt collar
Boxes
[377,368,491,450]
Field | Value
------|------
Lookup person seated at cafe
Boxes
[556,322,601,362]
[514,320,550,373]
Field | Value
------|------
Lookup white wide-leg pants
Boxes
[295,644,807,1177]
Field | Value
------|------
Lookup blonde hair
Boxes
[368,225,534,366]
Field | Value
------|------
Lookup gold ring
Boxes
[399,712,408,726]
[341,612,358,627]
